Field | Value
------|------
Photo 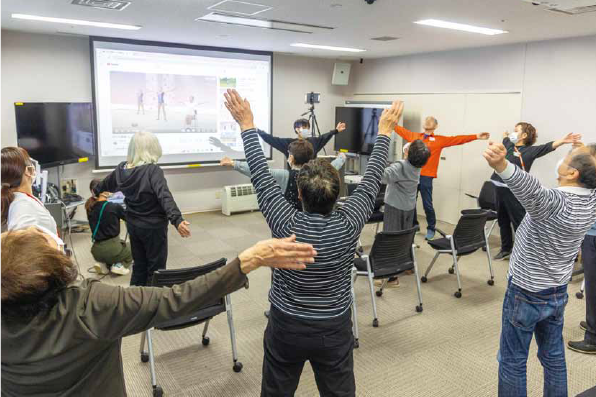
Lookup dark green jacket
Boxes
[1,259,248,396]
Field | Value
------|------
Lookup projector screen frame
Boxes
[89,36,273,169]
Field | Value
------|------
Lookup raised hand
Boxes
[336,122,347,133]
[238,234,317,274]
[378,101,404,136]
[553,133,582,149]
[220,157,234,167]
[477,132,491,140]
[483,141,508,173]
[177,221,191,238]
[223,89,255,131]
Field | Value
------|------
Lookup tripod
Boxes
[301,104,325,153]
[363,108,379,152]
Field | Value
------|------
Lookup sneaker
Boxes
[425,230,435,240]
[567,340,596,354]
[386,278,400,288]
[93,262,110,275]
[110,262,130,276]
[580,321,588,331]
[494,251,511,261]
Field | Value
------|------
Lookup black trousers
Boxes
[495,186,526,252]
[261,307,355,397]
[582,235,596,344]
[127,222,168,286]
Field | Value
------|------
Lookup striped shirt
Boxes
[498,162,596,292]
[241,128,390,319]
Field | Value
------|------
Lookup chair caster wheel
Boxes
[153,386,163,397]
[354,340,359,349]
[376,291,383,297]
[416,305,423,313]
[482,247,487,252]
[421,276,428,283]
[233,362,243,373]
[576,292,584,299]
[141,352,149,363]
[372,319,379,328]
[487,279,495,286]
[202,337,210,346]
[454,291,462,298]
[448,267,454,275]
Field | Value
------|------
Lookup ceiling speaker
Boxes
[332,62,351,86]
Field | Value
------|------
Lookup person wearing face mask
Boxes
[1,147,57,235]
[221,140,346,211]
[256,118,347,168]
[490,123,581,260]
[394,116,490,240]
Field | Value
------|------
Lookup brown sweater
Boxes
[1,259,248,397]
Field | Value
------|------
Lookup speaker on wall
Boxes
[332,62,351,86]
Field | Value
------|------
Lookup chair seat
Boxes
[354,256,414,277]
[486,210,498,221]
[367,211,384,224]
[427,238,480,256]
[354,257,368,272]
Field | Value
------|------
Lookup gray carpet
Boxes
[69,211,594,397]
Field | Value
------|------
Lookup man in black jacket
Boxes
[256,118,346,162]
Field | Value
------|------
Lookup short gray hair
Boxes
[127,131,162,167]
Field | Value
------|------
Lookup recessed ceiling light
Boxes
[413,19,508,36]
[291,43,366,53]
[11,13,141,30]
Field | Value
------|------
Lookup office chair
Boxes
[465,181,499,249]
[139,258,243,397]
[421,209,495,298]
[352,226,423,331]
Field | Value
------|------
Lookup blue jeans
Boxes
[414,176,436,232]
[498,279,569,397]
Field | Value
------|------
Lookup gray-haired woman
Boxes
[94,131,191,286]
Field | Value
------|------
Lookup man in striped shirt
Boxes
[483,141,596,397]
[224,89,402,397]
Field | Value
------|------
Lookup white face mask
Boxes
[509,133,519,144]
[300,128,309,136]
[555,158,565,179]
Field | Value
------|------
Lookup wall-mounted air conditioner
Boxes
[221,183,259,216]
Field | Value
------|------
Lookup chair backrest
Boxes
[477,181,497,211]
[149,258,228,331]
[369,226,419,278]
[453,210,488,252]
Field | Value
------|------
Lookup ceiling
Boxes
[2,0,596,59]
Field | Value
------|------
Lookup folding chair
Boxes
[465,181,499,248]
[352,226,423,331]
[421,209,495,298]
[139,258,243,397]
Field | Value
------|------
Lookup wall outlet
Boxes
[215,190,222,199]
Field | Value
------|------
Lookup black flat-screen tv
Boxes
[15,102,95,167]
[334,106,385,154]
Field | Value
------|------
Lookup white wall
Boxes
[1,30,348,216]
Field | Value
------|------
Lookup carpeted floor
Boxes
[69,211,594,397]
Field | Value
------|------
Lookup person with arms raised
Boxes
[1,226,316,397]
[224,88,403,397]
[483,140,596,397]
[394,117,490,240]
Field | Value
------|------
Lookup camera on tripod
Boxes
[304,92,321,105]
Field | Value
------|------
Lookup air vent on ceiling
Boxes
[208,0,272,16]
[522,0,596,14]
[371,36,399,41]
[71,0,131,11]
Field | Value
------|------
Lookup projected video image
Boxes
[109,71,218,134]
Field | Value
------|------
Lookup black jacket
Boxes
[94,162,183,229]
[87,201,125,242]
[491,138,555,184]
[256,129,338,158]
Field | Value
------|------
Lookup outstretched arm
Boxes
[256,130,293,158]
[340,101,404,233]
[441,132,489,148]
[483,141,563,221]
[310,123,345,153]
[224,90,297,237]
[93,170,118,196]
[393,125,418,142]
[222,157,289,192]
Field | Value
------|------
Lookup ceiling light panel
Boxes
[291,43,366,53]
[208,0,273,16]
[11,14,141,30]
[414,19,508,35]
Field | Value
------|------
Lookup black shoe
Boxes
[494,251,511,260]
[580,321,588,331]
[264,310,270,318]
[567,340,596,354]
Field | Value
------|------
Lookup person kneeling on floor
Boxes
[86,179,132,276]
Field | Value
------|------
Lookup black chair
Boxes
[352,226,423,340]
[139,258,243,397]
[465,181,499,248]
[421,209,495,298]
